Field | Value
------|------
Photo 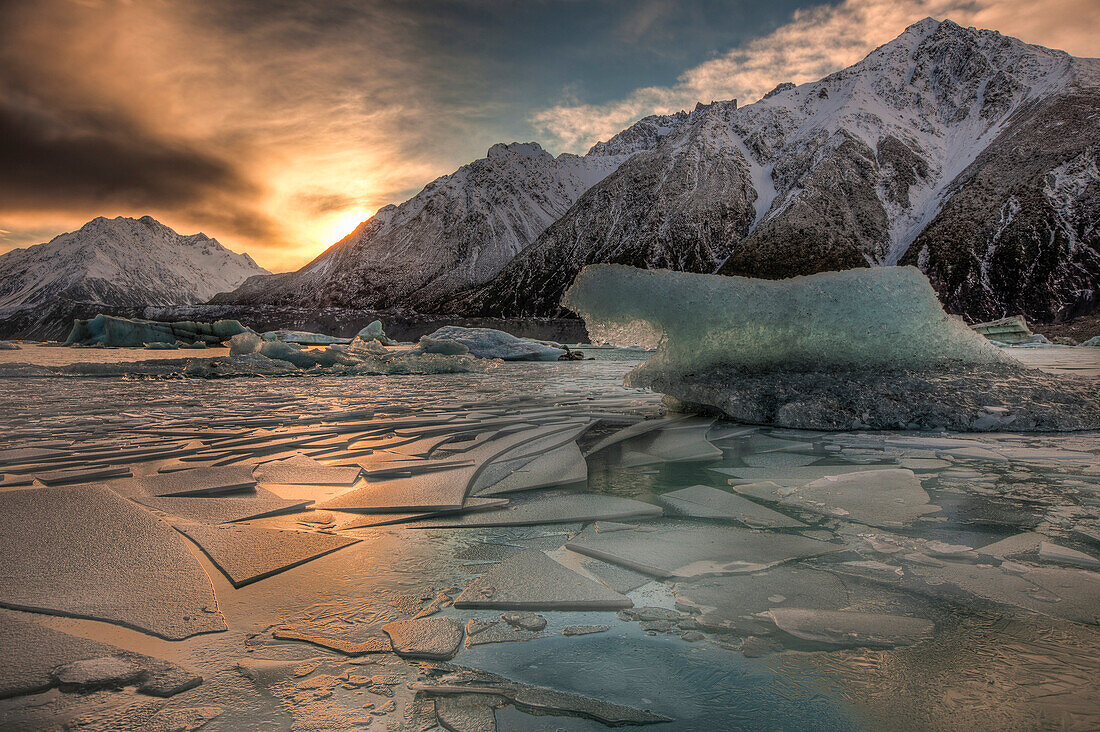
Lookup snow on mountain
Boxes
[462,19,1098,319]
[216,117,690,310]
[219,18,1098,323]
[0,216,268,311]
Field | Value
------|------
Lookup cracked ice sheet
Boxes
[0,485,226,639]
[774,469,941,528]
[0,613,202,699]
[174,523,360,588]
[566,523,843,578]
[453,549,632,610]
[714,464,899,488]
[320,424,589,512]
[657,485,807,528]
[251,455,362,486]
[401,492,662,529]
[117,481,311,525]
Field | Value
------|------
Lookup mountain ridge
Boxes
[0,215,268,312]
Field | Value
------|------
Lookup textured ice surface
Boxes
[65,314,251,347]
[261,330,349,345]
[0,614,202,699]
[0,485,226,639]
[564,265,1100,430]
[767,608,935,648]
[453,549,632,610]
[564,265,1006,375]
[381,617,464,659]
[175,523,360,587]
[420,326,564,361]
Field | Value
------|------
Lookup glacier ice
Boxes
[65,314,252,347]
[417,336,470,356]
[563,265,1100,431]
[229,331,263,355]
[564,264,1007,375]
[261,330,349,345]
[356,319,398,346]
[419,326,564,361]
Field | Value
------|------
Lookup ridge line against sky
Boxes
[0,0,1096,272]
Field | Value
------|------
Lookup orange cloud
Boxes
[532,0,1100,152]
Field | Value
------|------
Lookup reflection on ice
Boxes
[0,358,1098,729]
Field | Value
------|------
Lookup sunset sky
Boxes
[1,0,1096,272]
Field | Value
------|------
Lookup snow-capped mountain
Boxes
[460,19,1099,320]
[221,19,1098,323]
[216,123,689,310]
[0,216,268,311]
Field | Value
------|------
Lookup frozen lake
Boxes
[0,353,1098,730]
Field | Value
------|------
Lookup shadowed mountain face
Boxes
[217,19,1099,323]
[901,90,1100,322]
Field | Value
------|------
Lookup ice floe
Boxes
[419,325,565,361]
[175,522,360,587]
[657,485,806,527]
[566,523,842,578]
[453,549,632,610]
[381,617,465,660]
[563,265,1100,431]
[65,314,251,347]
[0,485,226,639]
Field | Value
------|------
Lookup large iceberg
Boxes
[419,326,564,361]
[65,314,252,347]
[563,265,1100,431]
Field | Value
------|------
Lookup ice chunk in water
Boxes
[563,265,1100,431]
[566,524,842,578]
[0,340,20,350]
[380,617,464,660]
[262,330,348,345]
[229,331,263,355]
[776,469,940,528]
[453,549,632,610]
[65,314,251,347]
[563,265,1006,378]
[657,485,806,527]
[766,608,934,648]
[356,319,398,346]
[419,326,564,361]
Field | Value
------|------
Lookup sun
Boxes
[303,209,370,259]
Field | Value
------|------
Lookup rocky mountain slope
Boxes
[215,121,689,310]
[219,19,1098,323]
[460,19,1099,319]
[0,216,267,312]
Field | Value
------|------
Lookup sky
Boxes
[0,0,1096,272]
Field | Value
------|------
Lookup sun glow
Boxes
[311,209,369,253]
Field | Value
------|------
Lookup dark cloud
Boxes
[0,91,255,212]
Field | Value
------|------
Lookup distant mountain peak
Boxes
[0,215,269,311]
